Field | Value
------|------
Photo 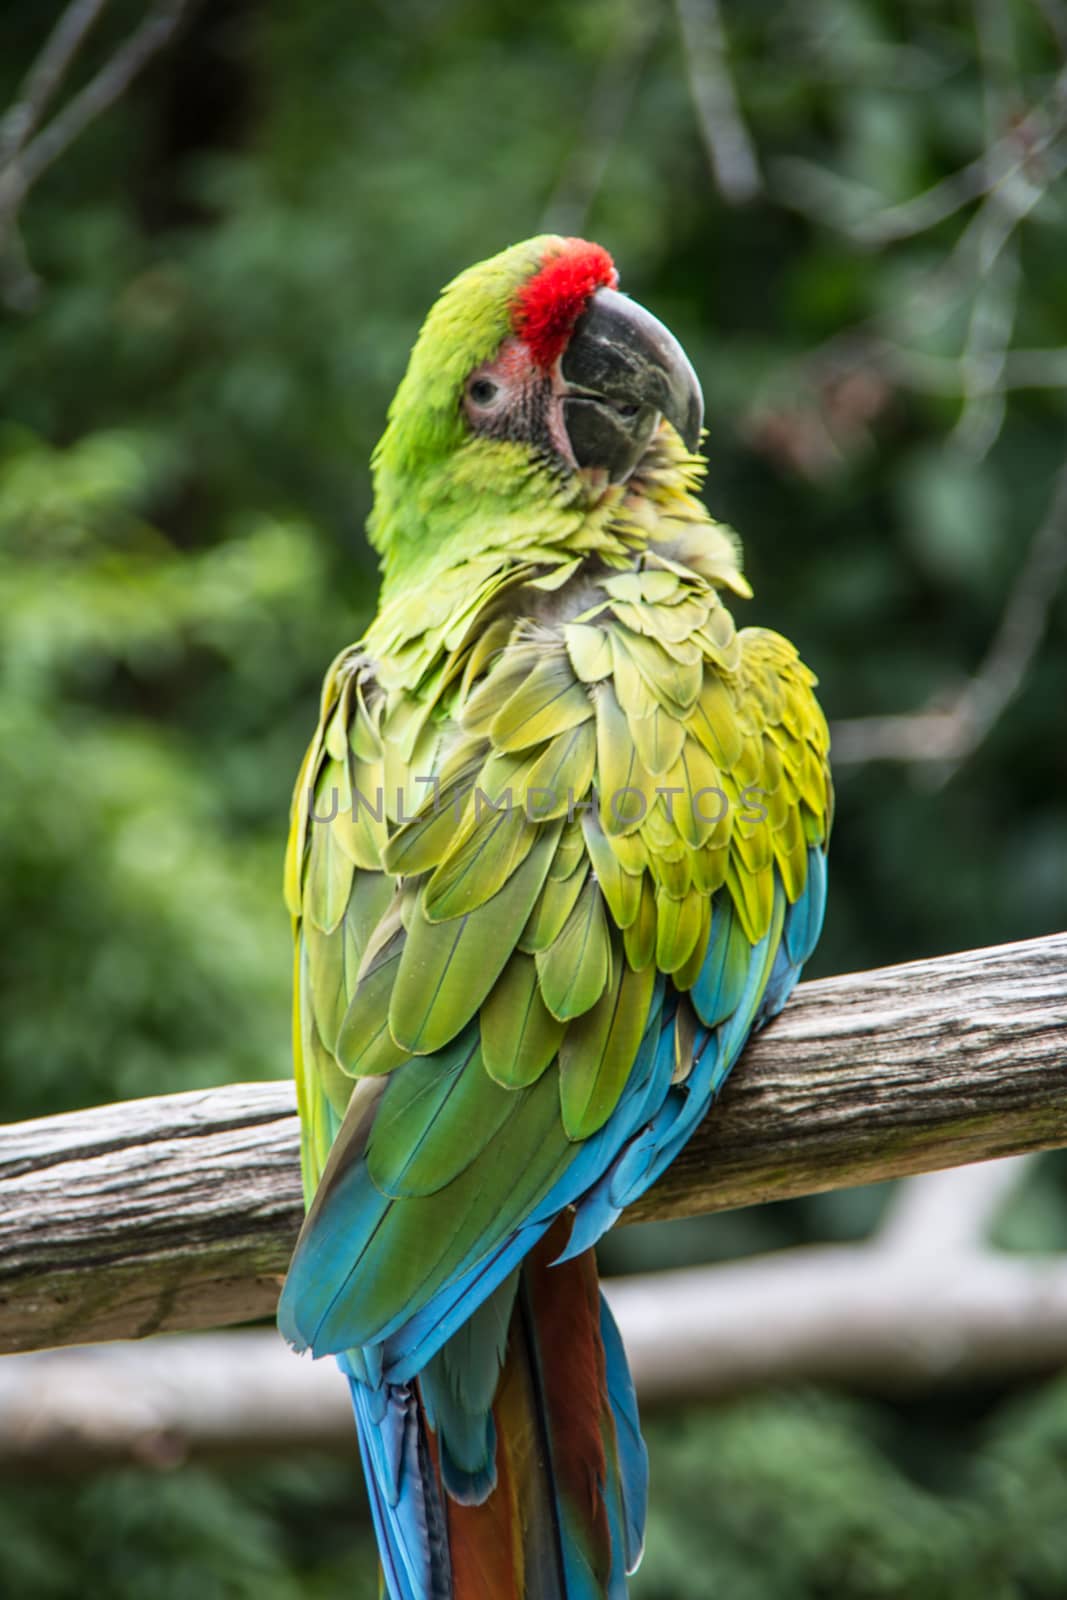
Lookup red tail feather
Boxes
[436,1415,521,1597]
[419,1217,619,1598]
[522,1221,613,1582]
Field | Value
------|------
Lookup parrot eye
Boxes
[468,378,499,405]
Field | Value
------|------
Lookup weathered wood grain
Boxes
[1,933,1065,1355]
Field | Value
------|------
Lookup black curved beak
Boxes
[560,287,704,482]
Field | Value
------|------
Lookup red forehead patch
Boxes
[513,240,618,370]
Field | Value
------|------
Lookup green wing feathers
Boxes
[286,493,831,1202]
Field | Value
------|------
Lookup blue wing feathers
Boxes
[783,844,828,970]
[284,850,829,1598]
[690,896,752,1028]
[417,1271,517,1502]
[285,852,827,1369]
[565,847,827,1244]
[344,1366,452,1600]
[599,1292,648,1573]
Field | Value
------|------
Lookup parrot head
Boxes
[368,236,704,587]
[463,238,703,484]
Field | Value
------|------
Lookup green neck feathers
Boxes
[362,237,747,683]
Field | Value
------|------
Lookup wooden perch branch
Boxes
[1,933,1065,1357]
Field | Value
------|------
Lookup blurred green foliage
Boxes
[2,0,1066,1595]
[639,1378,1067,1599]
[7,1378,1067,1599]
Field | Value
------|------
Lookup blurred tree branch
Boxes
[751,23,1067,775]
[830,462,1067,771]
[769,128,1067,418]
[770,57,1067,248]
[881,343,1067,393]
[876,1155,1032,1255]
[0,0,109,173]
[1037,0,1067,56]
[5,1241,1066,1469]
[0,0,195,310]
[542,8,661,236]
[762,37,1067,432]
[949,0,1023,461]
[673,0,762,204]
[3,1144,1046,1472]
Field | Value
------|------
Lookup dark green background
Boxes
[2,2,1066,1595]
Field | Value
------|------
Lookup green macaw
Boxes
[278,236,831,1599]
